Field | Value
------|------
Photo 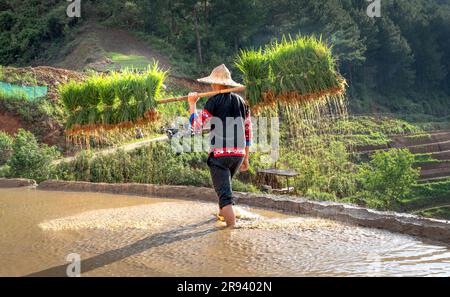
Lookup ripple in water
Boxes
[38,200,450,277]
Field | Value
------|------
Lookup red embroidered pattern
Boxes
[244,114,252,143]
[210,147,246,157]
[201,109,212,119]
[192,108,213,132]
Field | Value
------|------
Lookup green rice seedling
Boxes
[74,109,90,126]
[145,63,167,100]
[79,79,101,108]
[98,76,117,107]
[132,76,147,104]
[235,48,269,108]
[115,101,133,124]
[235,34,346,113]
[101,107,115,125]
[87,107,101,125]
[65,111,78,129]
[59,81,82,111]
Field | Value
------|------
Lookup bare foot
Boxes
[221,205,236,227]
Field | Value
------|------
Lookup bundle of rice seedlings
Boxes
[235,35,346,114]
[62,63,167,144]
[81,80,101,108]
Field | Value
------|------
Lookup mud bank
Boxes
[0,178,37,188]
[3,179,449,244]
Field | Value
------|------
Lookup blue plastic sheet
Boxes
[0,81,48,101]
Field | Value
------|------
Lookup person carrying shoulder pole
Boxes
[188,64,252,227]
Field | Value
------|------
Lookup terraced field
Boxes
[355,131,450,182]
[354,130,450,219]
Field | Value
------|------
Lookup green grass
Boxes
[400,179,450,211]
[329,116,422,148]
[366,113,450,132]
[0,65,4,81]
[418,207,450,220]
[341,116,421,135]
[107,52,153,70]
[339,133,391,147]
[412,153,441,164]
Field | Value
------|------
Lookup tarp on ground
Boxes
[0,81,48,101]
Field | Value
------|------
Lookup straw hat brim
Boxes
[197,76,244,88]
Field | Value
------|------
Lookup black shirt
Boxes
[190,92,252,157]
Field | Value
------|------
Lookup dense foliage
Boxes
[5,129,60,181]
[55,142,257,192]
[401,179,450,211]
[0,0,76,65]
[356,149,420,209]
[0,131,13,165]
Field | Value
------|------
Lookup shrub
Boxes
[232,179,259,193]
[8,129,60,182]
[306,190,337,201]
[357,149,420,210]
[0,164,10,177]
[55,142,259,191]
[0,131,13,165]
[281,141,357,198]
[70,150,93,181]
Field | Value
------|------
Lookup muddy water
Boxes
[1,188,449,277]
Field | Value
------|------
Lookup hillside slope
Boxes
[53,23,171,72]
[50,23,209,92]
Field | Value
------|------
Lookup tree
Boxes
[209,0,265,52]
[358,149,420,210]
[374,18,416,93]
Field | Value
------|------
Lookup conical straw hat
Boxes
[197,64,243,87]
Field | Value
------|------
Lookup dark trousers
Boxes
[207,155,244,209]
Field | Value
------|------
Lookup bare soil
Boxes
[0,110,23,135]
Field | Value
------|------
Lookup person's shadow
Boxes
[26,219,219,277]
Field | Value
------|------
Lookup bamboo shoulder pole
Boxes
[157,86,246,104]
